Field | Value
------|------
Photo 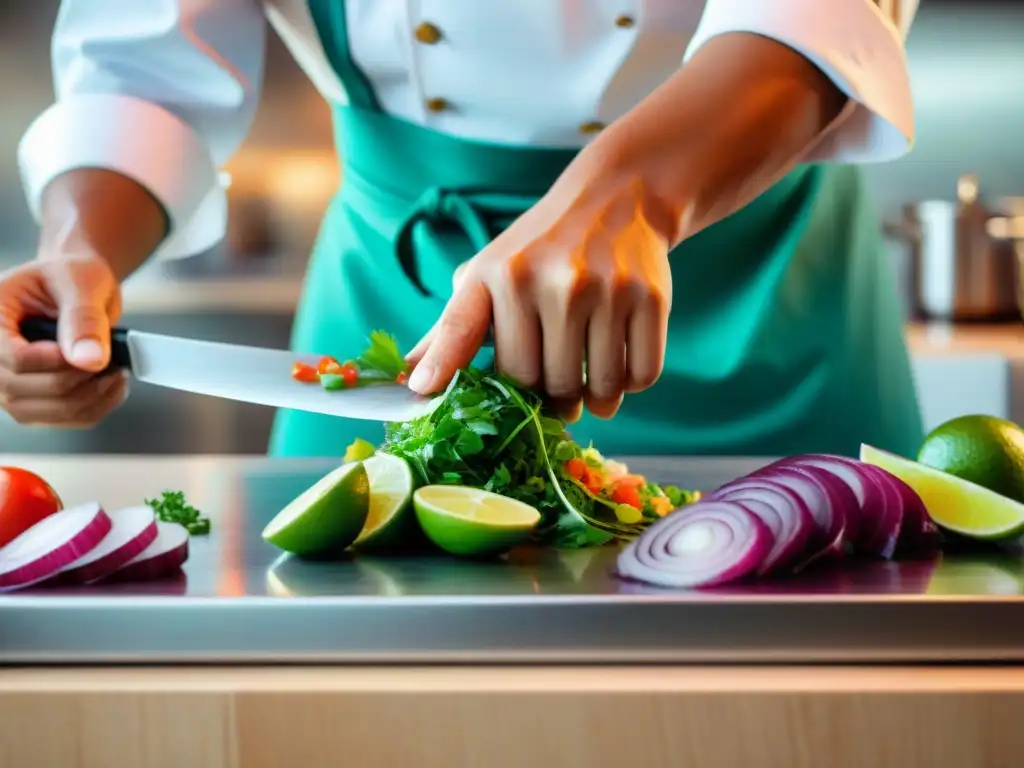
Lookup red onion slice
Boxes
[753,465,851,566]
[106,521,190,582]
[853,464,907,559]
[0,503,111,592]
[705,478,815,574]
[616,501,773,589]
[875,468,940,554]
[60,505,159,584]
[757,454,883,547]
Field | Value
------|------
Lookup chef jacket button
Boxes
[579,121,606,135]
[425,97,450,113]
[415,21,443,44]
[615,14,635,28]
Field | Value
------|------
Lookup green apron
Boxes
[269,2,923,460]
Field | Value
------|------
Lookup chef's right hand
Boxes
[0,255,128,427]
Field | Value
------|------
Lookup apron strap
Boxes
[395,188,538,296]
[308,0,381,111]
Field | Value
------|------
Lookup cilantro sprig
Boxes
[145,490,211,536]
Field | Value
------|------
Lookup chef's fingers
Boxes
[45,260,118,373]
[491,261,542,388]
[404,326,435,368]
[65,372,130,428]
[583,298,628,420]
[2,371,126,427]
[407,277,492,394]
[0,367,94,399]
[0,335,66,375]
[405,260,480,368]
[625,293,669,392]
[540,292,591,422]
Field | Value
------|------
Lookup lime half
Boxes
[413,485,541,557]
[860,443,1024,541]
[262,461,370,556]
[352,454,418,551]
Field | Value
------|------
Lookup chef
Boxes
[1,1,923,460]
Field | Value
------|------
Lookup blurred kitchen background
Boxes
[0,1,1021,454]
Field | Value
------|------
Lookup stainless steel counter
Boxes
[2,454,1024,665]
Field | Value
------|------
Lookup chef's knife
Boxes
[18,317,444,423]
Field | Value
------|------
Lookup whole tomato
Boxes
[0,467,63,548]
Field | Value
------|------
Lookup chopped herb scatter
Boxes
[145,490,211,536]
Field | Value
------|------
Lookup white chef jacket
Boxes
[18,0,918,260]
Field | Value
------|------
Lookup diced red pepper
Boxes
[611,483,642,510]
[565,459,588,481]
[291,362,320,384]
[341,363,359,387]
[317,356,344,376]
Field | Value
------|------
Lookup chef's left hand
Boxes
[405,170,673,420]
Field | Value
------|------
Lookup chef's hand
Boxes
[405,171,673,421]
[0,254,127,427]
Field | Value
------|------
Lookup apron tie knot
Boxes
[396,186,525,297]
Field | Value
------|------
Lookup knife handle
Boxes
[18,316,133,373]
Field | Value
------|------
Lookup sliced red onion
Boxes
[60,506,159,584]
[754,465,852,566]
[875,468,940,554]
[616,501,773,589]
[847,464,907,559]
[105,522,190,582]
[0,503,111,592]
[758,454,883,548]
[705,477,815,574]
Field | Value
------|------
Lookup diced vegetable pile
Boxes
[294,331,698,547]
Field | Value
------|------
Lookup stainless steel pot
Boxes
[886,174,1023,323]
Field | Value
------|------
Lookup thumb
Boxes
[407,278,492,395]
[47,265,115,372]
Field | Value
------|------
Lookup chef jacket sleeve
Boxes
[686,0,919,164]
[17,0,266,260]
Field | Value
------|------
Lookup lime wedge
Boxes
[860,443,1024,541]
[352,454,419,551]
[343,437,377,464]
[262,461,370,556]
[413,485,541,557]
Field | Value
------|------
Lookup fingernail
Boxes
[69,339,104,367]
[408,364,434,394]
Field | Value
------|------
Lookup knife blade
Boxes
[18,317,443,423]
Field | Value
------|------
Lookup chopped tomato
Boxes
[317,356,344,376]
[611,483,642,510]
[396,371,409,385]
[291,362,320,384]
[341,364,359,387]
[0,467,63,548]
[565,458,588,480]
[615,474,646,489]
[583,470,604,495]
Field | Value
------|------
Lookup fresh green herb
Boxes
[353,331,408,379]
[145,490,211,536]
[348,332,696,548]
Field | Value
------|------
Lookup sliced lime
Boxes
[860,443,1024,541]
[262,461,370,556]
[413,485,541,558]
[352,454,419,551]
[343,437,377,463]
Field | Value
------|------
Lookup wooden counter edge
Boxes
[3,664,1024,693]
[5,666,1024,768]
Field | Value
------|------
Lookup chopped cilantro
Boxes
[145,490,211,536]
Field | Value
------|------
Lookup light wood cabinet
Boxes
[3,666,1024,768]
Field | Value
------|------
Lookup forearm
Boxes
[37,169,168,281]
[576,32,849,246]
